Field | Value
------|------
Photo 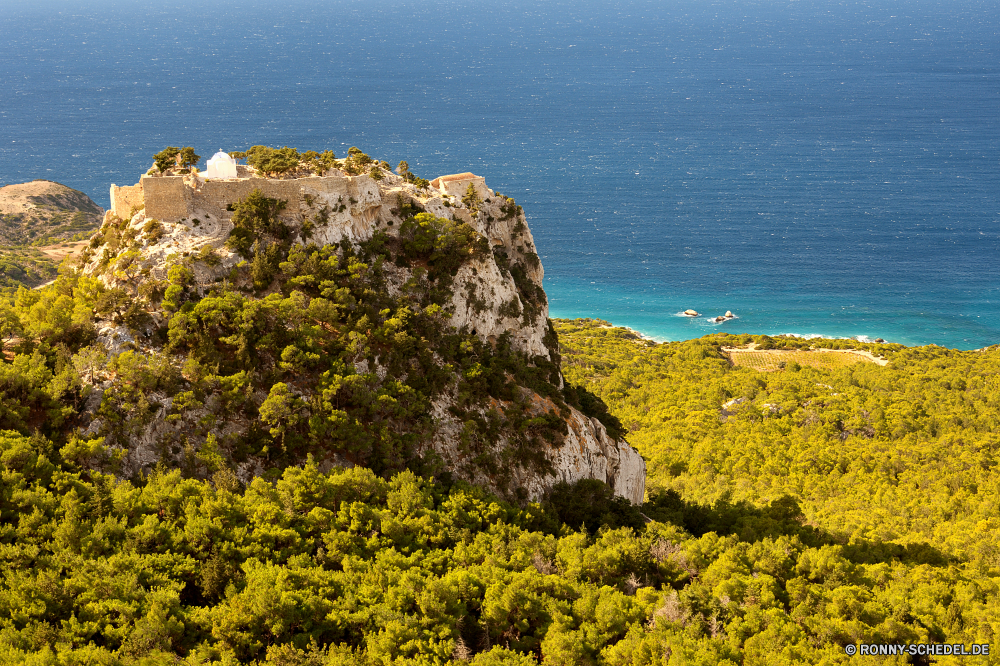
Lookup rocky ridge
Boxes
[0,179,103,245]
[0,180,104,287]
[79,160,645,503]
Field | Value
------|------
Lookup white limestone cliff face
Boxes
[547,409,645,505]
[301,174,384,245]
[297,172,554,360]
[83,165,645,504]
[428,394,645,504]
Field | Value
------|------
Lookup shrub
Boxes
[142,219,164,243]
[226,189,289,260]
[500,196,522,221]
[153,146,200,173]
[197,244,221,267]
[399,213,490,281]
[245,145,301,176]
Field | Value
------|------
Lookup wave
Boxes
[776,332,891,344]
[622,326,659,342]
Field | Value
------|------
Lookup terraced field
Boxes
[724,347,884,371]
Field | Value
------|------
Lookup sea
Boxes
[2,0,998,349]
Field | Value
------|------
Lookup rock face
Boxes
[542,409,645,504]
[100,168,557,363]
[430,392,645,505]
[85,164,646,504]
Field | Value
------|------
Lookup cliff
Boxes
[78,158,645,504]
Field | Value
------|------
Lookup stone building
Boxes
[429,172,490,200]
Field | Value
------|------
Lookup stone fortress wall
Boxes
[141,177,190,221]
[187,178,304,222]
[111,169,493,225]
[109,183,144,219]
[110,171,381,224]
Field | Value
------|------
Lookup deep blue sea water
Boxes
[2,0,998,348]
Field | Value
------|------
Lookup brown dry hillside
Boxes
[0,180,104,288]
[0,179,104,245]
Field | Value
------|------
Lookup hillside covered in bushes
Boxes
[0,146,996,663]
[1,312,997,664]
[0,180,104,288]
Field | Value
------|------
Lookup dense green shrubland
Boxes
[554,318,1000,660]
[555,319,1000,566]
[1,425,996,665]
[4,165,997,663]
[2,305,997,663]
[0,436,667,665]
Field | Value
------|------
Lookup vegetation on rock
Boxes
[153,147,200,174]
[5,151,993,663]
[3,182,599,501]
[397,161,431,190]
[244,146,304,177]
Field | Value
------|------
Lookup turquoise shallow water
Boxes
[1,0,998,349]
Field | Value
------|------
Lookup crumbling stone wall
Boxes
[109,183,144,219]
[302,174,380,213]
[430,173,490,200]
[126,172,381,226]
[192,178,303,222]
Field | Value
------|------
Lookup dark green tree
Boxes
[153,146,181,172]
[153,146,199,172]
[245,146,301,176]
[179,146,200,169]
[226,189,289,260]
[462,182,482,218]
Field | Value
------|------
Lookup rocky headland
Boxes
[73,150,645,503]
[0,179,103,245]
